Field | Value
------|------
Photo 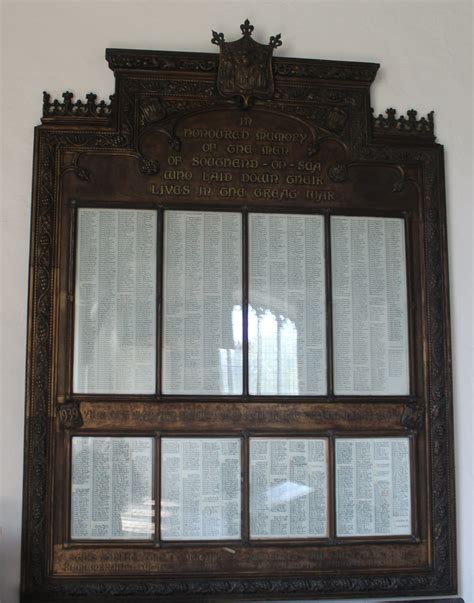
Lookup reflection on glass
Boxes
[265,480,312,504]
[162,211,243,395]
[249,438,328,539]
[161,438,241,541]
[248,214,326,395]
[248,306,298,393]
[335,437,411,536]
[71,437,154,540]
[73,208,157,394]
[218,302,243,392]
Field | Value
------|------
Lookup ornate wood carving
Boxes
[211,19,282,106]
[42,92,115,123]
[372,108,435,140]
[22,21,458,603]
[401,401,425,431]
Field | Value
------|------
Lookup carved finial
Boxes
[211,30,225,47]
[62,91,73,113]
[269,33,282,49]
[86,92,97,109]
[42,92,51,114]
[426,110,434,132]
[240,19,254,37]
[386,108,397,126]
[407,109,418,127]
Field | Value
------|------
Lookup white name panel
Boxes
[331,216,409,395]
[335,437,411,537]
[248,214,327,395]
[73,208,157,394]
[162,211,243,395]
[161,437,241,541]
[250,438,328,538]
[71,437,154,540]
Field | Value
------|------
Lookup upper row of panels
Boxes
[73,209,409,397]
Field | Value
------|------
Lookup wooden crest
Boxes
[212,19,282,107]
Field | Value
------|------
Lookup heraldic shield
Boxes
[212,20,282,107]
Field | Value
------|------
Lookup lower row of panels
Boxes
[70,436,413,542]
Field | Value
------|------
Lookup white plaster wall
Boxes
[1,1,472,602]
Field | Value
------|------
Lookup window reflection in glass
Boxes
[248,213,326,395]
[73,209,157,394]
[162,211,243,395]
[250,438,328,538]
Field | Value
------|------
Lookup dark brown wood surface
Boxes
[21,21,457,603]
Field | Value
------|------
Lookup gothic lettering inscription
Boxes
[79,402,401,430]
[142,110,339,203]
[53,541,426,575]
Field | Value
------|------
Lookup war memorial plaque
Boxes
[21,20,460,602]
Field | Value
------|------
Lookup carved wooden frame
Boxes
[22,23,458,602]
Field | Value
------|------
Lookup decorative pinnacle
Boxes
[240,19,254,37]
[211,30,225,46]
[269,33,282,49]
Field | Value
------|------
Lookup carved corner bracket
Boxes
[401,401,425,431]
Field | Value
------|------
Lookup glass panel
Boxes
[248,213,326,395]
[331,216,409,395]
[335,437,411,537]
[249,437,328,539]
[73,208,157,394]
[71,437,154,540]
[162,211,243,395]
[161,437,241,540]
